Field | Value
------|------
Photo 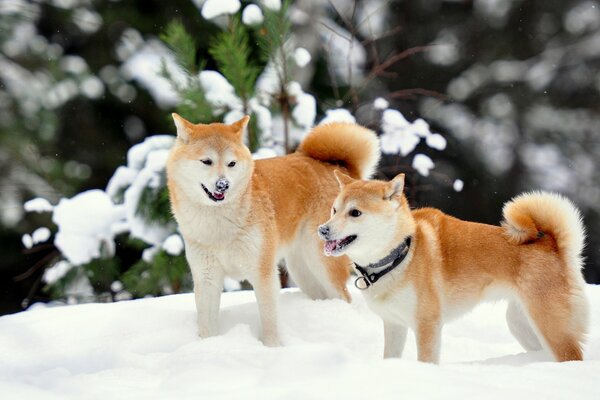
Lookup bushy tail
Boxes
[502,191,586,269]
[297,122,380,179]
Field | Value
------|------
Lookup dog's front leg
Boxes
[416,318,442,363]
[383,320,408,358]
[187,246,224,338]
[250,250,281,347]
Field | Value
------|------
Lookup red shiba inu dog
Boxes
[319,171,589,362]
[166,115,380,346]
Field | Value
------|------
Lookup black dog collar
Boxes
[354,236,412,290]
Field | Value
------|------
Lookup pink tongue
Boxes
[213,192,224,200]
[324,240,338,255]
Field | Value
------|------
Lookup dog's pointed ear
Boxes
[172,113,193,143]
[230,115,250,140]
[385,173,405,200]
[334,170,355,189]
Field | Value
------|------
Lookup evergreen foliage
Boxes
[160,21,198,74]
[122,251,191,297]
[209,18,260,108]
[136,184,173,227]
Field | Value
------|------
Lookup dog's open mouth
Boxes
[324,235,357,256]
[201,184,225,202]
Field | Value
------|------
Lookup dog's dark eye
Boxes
[201,159,212,166]
[349,209,362,217]
[332,207,337,214]
[228,161,236,168]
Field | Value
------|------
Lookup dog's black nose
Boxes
[216,178,229,192]
[318,225,330,237]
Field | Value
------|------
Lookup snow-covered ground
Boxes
[1,285,599,399]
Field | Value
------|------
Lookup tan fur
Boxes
[167,115,380,345]
[320,173,589,362]
[298,123,380,180]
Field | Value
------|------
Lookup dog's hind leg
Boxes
[383,321,408,358]
[284,249,329,300]
[506,300,542,351]
[518,282,586,361]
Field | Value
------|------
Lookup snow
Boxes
[42,261,73,285]
[293,47,311,67]
[260,0,281,11]
[380,109,420,156]
[120,39,185,108]
[201,0,241,20]
[110,281,123,293]
[199,70,243,112]
[52,190,125,266]
[412,153,435,177]
[426,133,447,150]
[252,147,278,160]
[319,108,356,124]
[127,135,175,171]
[79,76,104,99]
[242,4,264,25]
[1,285,599,399]
[21,233,33,249]
[31,227,51,244]
[292,92,317,128]
[24,197,54,213]
[162,234,184,256]
[453,179,464,192]
[373,97,389,110]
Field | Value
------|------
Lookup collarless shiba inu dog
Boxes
[166,115,380,346]
[319,171,589,362]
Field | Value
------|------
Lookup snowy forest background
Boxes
[1,0,600,314]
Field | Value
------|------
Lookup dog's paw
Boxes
[262,336,281,347]
[197,327,216,339]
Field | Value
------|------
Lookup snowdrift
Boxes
[1,286,599,399]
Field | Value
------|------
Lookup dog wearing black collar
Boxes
[318,170,588,363]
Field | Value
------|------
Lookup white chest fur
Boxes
[362,280,418,328]
[175,197,264,280]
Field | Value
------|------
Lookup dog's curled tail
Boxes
[502,191,586,269]
[298,122,380,179]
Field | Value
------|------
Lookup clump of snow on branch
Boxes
[287,81,316,129]
[120,38,185,108]
[260,0,282,11]
[163,234,184,256]
[199,70,243,112]
[42,260,73,285]
[201,0,241,20]
[373,97,389,110]
[24,198,54,213]
[293,47,311,67]
[110,135,176,246]
[22,227,51,249]
[412,154,435,177]
[242,4,264,25]
[379,108,449,177]
[380,109,421,156]
[453,179,464,192]
[52,190,125,266]
[319,109,356,124]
